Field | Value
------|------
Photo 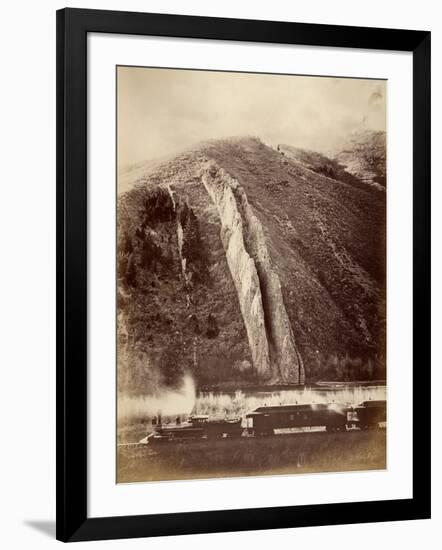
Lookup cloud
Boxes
[118,67,386,167]
[368,87,384,105]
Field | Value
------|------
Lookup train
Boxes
[144,400,386,444]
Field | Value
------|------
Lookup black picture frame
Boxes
[56,7,431,542]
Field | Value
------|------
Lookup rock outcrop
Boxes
[201,162,304,383]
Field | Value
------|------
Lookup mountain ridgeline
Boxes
[117,135,386,393]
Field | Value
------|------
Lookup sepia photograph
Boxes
[116,66,387,484]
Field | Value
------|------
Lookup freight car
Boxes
[245,403,349,436]
[352,400,386,430]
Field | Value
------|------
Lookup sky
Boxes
[117,66,386,169]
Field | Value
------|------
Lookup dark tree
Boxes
[206,313,219,339]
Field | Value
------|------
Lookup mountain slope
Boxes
[276,144,375,193]
[331,130,386,188]
[117,137,386,393]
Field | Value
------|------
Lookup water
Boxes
[194,385,386,418]
[118,379,386,423]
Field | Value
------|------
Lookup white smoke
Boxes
[118,373,196,421]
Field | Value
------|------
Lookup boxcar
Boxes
[354,400,386,430]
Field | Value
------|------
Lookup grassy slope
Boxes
[202,138,386,375]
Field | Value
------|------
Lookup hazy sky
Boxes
[117,66,386,168]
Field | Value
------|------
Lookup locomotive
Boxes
[145,400,386,443]
[146,414,242,443]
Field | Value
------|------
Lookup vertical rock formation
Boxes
[234,185,305,383]
[202,161,304,384]
[201,163,271,380]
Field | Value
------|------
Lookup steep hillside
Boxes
[117,137,386,393]
[277,144,375,193]
[331,130,386,188]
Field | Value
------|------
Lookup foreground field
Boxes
[117,429,386,483]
